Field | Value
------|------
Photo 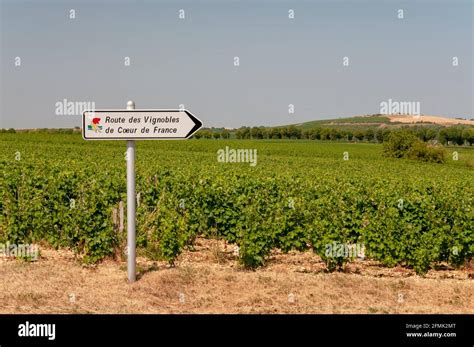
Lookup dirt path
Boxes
[1,239,472,314]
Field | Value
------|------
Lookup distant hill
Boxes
[283,114,473,130]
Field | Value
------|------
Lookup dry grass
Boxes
[0,238,472,314]
[388,114,474,125]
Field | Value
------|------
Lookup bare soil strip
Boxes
[1,239,472,314]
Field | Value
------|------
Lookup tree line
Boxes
[0,127,81,134]
[2,125,473,146]
[193,126,474,146]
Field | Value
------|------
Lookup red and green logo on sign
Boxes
[87,117,103,133]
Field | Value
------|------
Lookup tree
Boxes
[320,128,331,140]
[250,127,264,139]
[375,129,385,143]
[241,127,250,139]
[213,132,221,139]
[280,127,289,139]
[438,128,449,145]
[439,127,464,145]
[331,129,342,140]
[202,130,212,139]
[383,130,419,158]
[354,130,365,141]
[345,131,354,141]
[312,128,322,140]
[302,129,312,139]
[462,128,474,146]
[426,128,438,142]
[447,127,463,145]
[415,127,427,141]
[286,125,301,139]
[365,129,375,142]
[382,129,392,142]
[221,129,231,139]
[269,128,281,139]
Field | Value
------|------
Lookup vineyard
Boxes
[1,133,473,275]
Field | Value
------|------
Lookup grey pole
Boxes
[126,100,136,282]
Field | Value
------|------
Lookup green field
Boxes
[1,133,473,274]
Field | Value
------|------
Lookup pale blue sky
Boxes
[1,0,472,129]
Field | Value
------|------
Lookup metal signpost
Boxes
[82,102,202,282]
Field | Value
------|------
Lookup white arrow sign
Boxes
[82,102,203,284]
[82,109,202,140]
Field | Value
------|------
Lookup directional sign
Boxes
[82,102,203,283]
[82,109,202,140]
